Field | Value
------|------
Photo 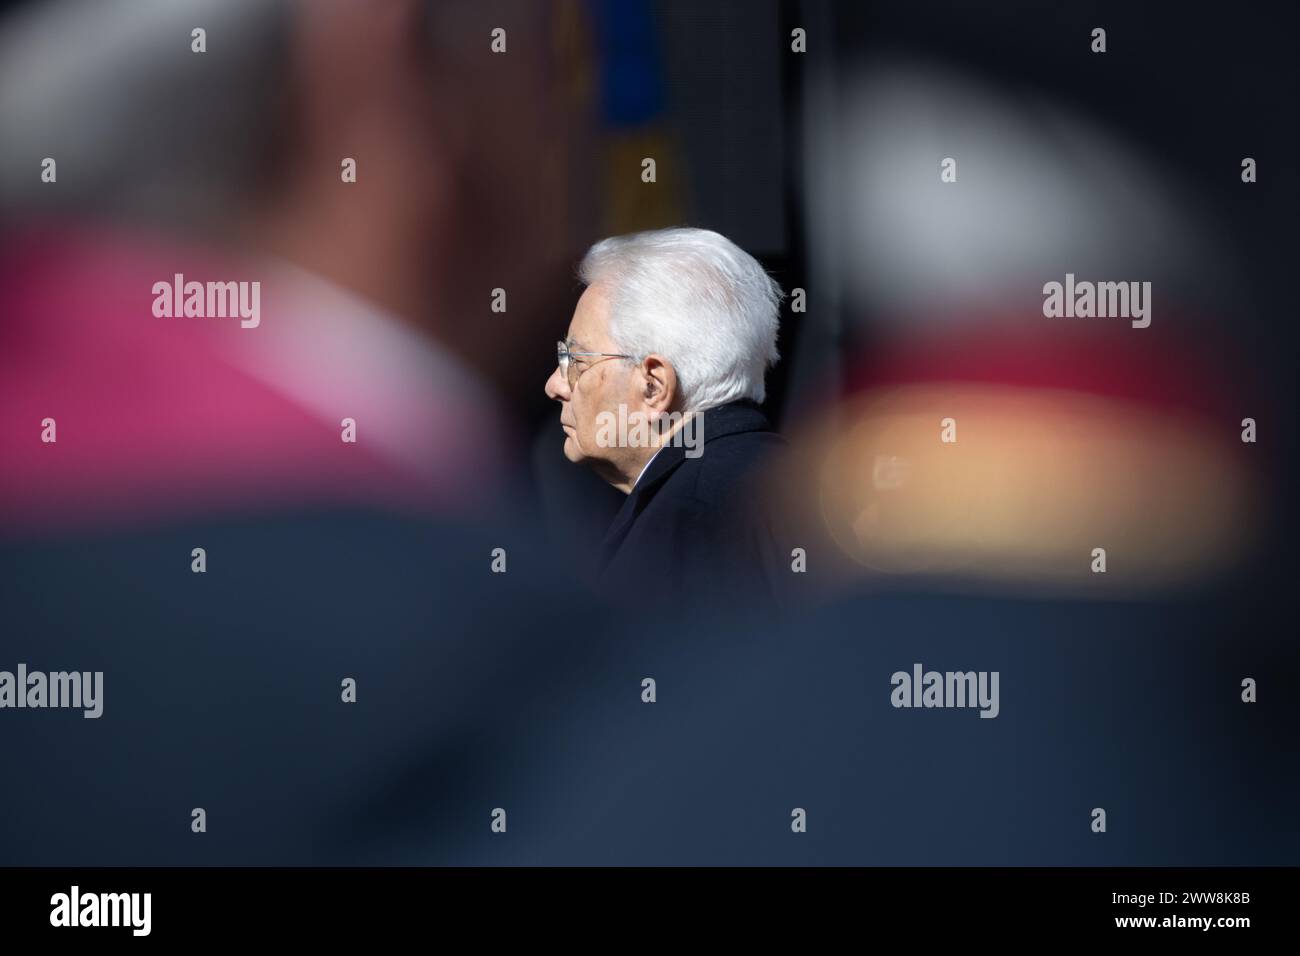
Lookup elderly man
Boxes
[545,227,790,602]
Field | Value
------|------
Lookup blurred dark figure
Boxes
[0,0,607,864]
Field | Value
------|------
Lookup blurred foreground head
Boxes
[774,57,1270,601]
[0,0,592,391]
[0,0,596,530]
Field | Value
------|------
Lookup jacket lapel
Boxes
[597,400,773,567]
[598,444,688,566]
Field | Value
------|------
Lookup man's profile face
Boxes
[545,283,635,468]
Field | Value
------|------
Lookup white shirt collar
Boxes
[633,446,665,490]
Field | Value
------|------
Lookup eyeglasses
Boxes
[556,340,634,389]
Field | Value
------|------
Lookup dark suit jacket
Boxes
[597,399,789,609]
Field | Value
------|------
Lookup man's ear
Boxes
[638,355,678,412]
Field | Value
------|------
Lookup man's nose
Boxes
[545,365,570,401]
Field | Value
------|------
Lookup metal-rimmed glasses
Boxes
[556,340,635,389]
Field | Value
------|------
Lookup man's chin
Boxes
[562,434,584,463]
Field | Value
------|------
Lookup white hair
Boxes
[578,227,783,412]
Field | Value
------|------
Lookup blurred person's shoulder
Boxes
[0,221,509,533]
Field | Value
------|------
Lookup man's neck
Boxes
[606,411,694,494]
[599,447,656,496]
